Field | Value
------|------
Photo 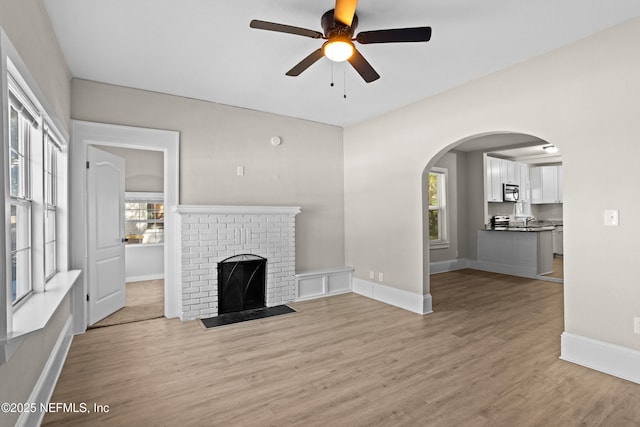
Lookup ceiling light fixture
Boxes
[323,37,354,62]
[543,145,559,154]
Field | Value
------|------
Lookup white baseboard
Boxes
[560,332,640,384]
[17,316,74,427]
[352,278,432,315]
[430,258,469,274]
[126,274,164,283]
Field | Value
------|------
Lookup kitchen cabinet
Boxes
[485,155,528,203]
[485,155,503,202]
[500,159,517,185]
[552,225,564,255]
[530,165,563,204]
[477,228,554,277]
[517,163,529,202]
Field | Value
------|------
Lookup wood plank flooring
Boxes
[89,280,164,328]
[542,255,564,280]
[43,269,640,426]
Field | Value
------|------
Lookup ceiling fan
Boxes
[250,0,432,83]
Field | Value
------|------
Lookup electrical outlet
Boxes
[237,166,245,176]
[378,272,384,282]
[634,317,640,335]
[369,271,375,280]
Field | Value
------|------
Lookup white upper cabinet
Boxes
[485,156,529,203]
[500,159,517,185]
[530,165,563,204]
[518,163,529,202]
[485,155,503,202]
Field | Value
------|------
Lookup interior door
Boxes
[87,146,126,325]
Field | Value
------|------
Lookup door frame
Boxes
[70,120,180,333]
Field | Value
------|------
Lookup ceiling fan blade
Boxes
[334,0,358,26]
[286,49,325,76]
[356,27,432,44]
[347,49,380,83]
[250,20,323,39]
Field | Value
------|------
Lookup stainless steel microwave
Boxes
[503,183,520,202]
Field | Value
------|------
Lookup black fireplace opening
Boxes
[217,254,266,315]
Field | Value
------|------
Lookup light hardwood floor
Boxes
[44,269,640,426]
[89,280,164,328]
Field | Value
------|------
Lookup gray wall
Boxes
[428,150,468,263]
[0,1,71,424]
[0,0,70,130]
[99,146,164,193]
[344,17,640,352]
[71,79,345,272]
[532,204,563,221]
[463,150,487,261]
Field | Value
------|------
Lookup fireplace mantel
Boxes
[176,205,301,215]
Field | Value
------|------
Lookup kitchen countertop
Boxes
[484,225,556,232]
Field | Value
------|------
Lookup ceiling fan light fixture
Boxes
[323,37,354,62]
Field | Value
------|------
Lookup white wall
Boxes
[71,80,345,272]
[344,18,640,354]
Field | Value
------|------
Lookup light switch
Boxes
[604,209,619,226]
[237,166,244,176]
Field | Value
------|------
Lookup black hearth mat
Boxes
[200,305,296,329]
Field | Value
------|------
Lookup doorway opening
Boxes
[90,147,166,327]
[422,132,564,299]
[70,121,180,332]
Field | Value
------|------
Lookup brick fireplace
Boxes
[177,205,300,320]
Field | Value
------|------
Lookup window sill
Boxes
[1,270,80,363]
[430,241,450,250]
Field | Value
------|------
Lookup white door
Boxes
[87,146,126,325]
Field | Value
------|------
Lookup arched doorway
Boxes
[422,132,564,305]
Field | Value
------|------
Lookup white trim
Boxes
[295,267,354,301]
[352,278,433,315]
[16,316,73,427]
[70,121,180,333]
[560,332,640,384]
[176,205,301,215]
[126,274,164,283]
[430,258,469,274]
[125,191,163,200]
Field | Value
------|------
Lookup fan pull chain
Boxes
[343,66,347,99]
[330,62,335,87]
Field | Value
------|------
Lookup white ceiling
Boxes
[454,133,562,165]
[42,0,640,127]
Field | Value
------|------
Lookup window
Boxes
[2,36,74,351]
[9,85,37,304]
[125,193,164,244]
[428,168,448,247]
[44,129,60,280]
